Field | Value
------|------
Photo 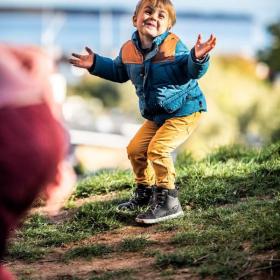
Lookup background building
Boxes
[0,0,279,59]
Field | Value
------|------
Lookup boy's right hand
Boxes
[69,47,94,69]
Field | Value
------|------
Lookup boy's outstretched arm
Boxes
[69,47,94,69]
[69,47,128,83]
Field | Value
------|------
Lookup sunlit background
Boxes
[1,0,280,171]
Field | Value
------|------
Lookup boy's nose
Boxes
[149,14,157,21]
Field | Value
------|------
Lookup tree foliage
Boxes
[70,76,122,108]
[258,20,280,80]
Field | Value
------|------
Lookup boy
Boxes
[70,0,216,224]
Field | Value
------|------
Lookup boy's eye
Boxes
[144,10,152,15]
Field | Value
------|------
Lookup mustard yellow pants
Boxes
[127,112,201,189]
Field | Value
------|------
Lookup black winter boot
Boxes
[116,184,153,212]
[135,186,184,224]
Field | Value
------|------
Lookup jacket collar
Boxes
[131,30,170,50]
[153,30,170,46]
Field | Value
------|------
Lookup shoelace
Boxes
[150,191,167,212]
[130,188,149,205]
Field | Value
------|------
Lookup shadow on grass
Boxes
[177,166,280,208]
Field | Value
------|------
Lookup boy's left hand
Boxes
[194,34,216,59]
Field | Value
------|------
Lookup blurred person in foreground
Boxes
[0,44,76,280]
[70,0,216,224]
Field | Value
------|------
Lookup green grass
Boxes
[7,200,126,261]
[175,142,280,208]
[64,244,113,261]
[8,241,47,262]
[63,235,153,262]
[156,197,280,278]
[157,142,280,279]
[74,169,134,198]
[6,141,280,279]
[118,236,153,252]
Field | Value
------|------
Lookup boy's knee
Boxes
[147,141,171,161]
[127,141,144,158]
[126,142,134,157]
[147,145,161,161]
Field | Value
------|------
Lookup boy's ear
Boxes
[168,20,172,30]
[132,15,137,27]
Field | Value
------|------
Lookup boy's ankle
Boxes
[116,184,153,212]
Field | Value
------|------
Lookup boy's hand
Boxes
[69,47,94,69]
[194,34,216,59]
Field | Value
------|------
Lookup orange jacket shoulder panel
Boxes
[121,41,143,64]
[152,33,179,63]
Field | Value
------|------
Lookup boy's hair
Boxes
[133,0,176,27]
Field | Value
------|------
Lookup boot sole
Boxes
[135,211,184,224]
[115,205,150,214]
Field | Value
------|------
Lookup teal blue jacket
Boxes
[89,31,210,125]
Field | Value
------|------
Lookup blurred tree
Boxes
[70,76,122,107]
[258,20,280,81]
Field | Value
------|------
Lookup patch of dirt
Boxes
[6,224,197,280]
[237,252,280,280]
[7,193,199,280]
[9,254,153,279]
[9,255,200,280]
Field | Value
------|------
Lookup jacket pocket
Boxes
[160,83,199,113]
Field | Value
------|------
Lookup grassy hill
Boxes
[5,142,280,279]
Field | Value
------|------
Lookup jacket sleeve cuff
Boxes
[190,48,209,64]
[88,54,97,74]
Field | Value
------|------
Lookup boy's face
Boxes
[134,3,170,40]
